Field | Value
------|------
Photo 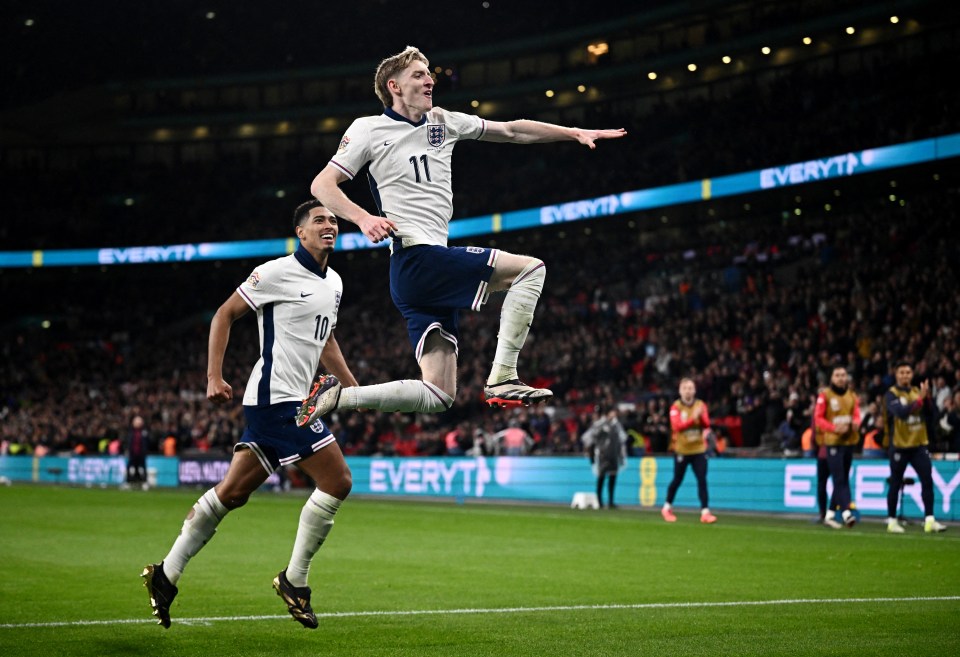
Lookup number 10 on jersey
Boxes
[314,315,330,341]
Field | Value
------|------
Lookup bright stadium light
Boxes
[647,71,657,80]
[470,100,480,108]
[890,16,899,24]
[761,46,771,55]
[802,37,812,45]
[545,89,554,98]
[722,55,732,64]
[206,11,216,20]
[687,63,697,72]
[845,26,855,35]
[577,84,586,93]
[587,42,609,56]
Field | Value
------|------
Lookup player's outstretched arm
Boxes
[481,119,626,149]
[311,166,397,244]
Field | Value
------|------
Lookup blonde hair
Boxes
[374,46,430,106]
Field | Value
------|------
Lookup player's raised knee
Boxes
[513,258,545,293]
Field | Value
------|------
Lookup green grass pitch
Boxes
[0,484,957,656]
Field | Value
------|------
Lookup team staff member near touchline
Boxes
[581,405,628,509]
[883,361,947,534]
[814,366,860,529]
[142,201,358,629]
[299,45,626,425]
[661,378,717,524]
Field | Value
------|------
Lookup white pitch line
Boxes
[1,596,958,630]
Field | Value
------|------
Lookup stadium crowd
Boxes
[2,26,956,252]
[3,181,959,460]
[2,5,958,462]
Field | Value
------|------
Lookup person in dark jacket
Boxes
[582,406,627,509]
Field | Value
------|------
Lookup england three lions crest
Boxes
[427,124,446,148]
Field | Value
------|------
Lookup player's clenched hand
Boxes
[575,128,627,149]
[207,378,233,404]
[356,213,398,244]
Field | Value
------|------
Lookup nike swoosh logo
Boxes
[383,141,392,147]
[300,292,313,298]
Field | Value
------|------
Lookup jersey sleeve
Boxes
[236,260,286,310]
[813,393,835,432]
[329,270,343,332]
[443,109,487,141]
[669,402,699,431]
[885,389,921,419]
[329,118,373,180]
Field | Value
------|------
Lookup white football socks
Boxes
[487,260,545,386]
[285,490,343,588]
[339,380,453,413]
[163,487,228,585]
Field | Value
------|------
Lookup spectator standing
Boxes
[581,406,628,509]
[125,416,150,490]
[939,391,960,453]
[493,419,534,456]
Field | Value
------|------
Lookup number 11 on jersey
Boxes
[408,154,432,183]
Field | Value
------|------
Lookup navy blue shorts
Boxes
[237,402,336,474]
[389,242,497,359]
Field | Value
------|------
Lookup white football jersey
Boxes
[330,107,486,247]
[236,245,342,406]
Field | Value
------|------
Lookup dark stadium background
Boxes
[2,0,959,460]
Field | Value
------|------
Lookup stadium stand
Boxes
[2,1,958,459]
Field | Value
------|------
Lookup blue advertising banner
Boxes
[344,456,960,521]
[0,455,179,487]
[4,132,959,268]
[178,455,280,487]
[2,454,957,520]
